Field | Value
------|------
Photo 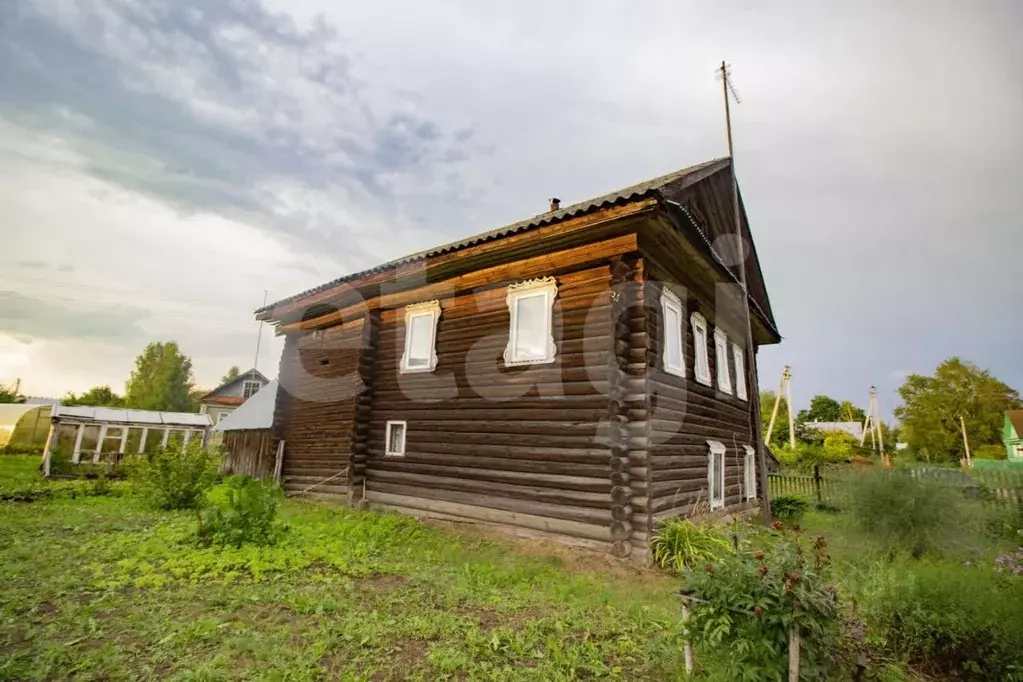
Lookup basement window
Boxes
[732,343,747,401]
[385,420,406,457]
[714,328,732,395]
[660,288,685,378]
[691,313,711,386]
[400,300,441,373]
[504,277,558,366]
[744,445,757,500]
[707,440,726,511]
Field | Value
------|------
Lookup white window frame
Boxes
[732,342,748,401]
[503,277,558,366]
[217,412,229,424]
[400,300,441,374]
[242,380,262,398]
[707,440,726,510]
[385,420,407,457]
[743,445,757,500]
[691,312,712,386]
[660,288,685,378]
[713,328,732,395]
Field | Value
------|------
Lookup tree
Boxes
[220,366,241,385]
[63,386,124,407]
[894,357,1021,460]
[840,400,866,424]
[797,395,843,424]
[0,381,23,404]
[124,342,196,412]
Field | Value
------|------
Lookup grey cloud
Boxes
[0,291,149,341]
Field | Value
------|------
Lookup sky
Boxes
[1,0,1020,417]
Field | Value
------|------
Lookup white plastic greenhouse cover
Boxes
[52,405,211,427]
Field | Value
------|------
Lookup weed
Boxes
[651,518,732,572]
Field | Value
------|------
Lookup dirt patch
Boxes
[358,573,409,593]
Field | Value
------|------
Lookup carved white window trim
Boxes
[733,342,748,401]
[400,300,441,374]
[503,277,558,366]
[707,440,726,510]
[660,288,685,378]
[743,445,757,500]
[713,328,732,395]
[691,312,711,386]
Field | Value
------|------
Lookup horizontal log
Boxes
[365,460,610,492]
[370,450,611,475]
[365,471,612,509]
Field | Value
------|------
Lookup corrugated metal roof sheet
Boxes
[257,157,730,316]
[804,421,864,439]
[212,379,277,432]
[53,405,211,428]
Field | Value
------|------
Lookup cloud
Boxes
[0,291,150,342]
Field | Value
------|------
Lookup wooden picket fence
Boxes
[768,467,1023,508]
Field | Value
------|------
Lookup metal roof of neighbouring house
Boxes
[213,380,277,432]
[52,405,211,428]
[257,157,733,317]
[1008,410,1023,438]
[805,421,864,439]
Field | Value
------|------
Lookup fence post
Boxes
[680,591,694,675]
[813,465,822,505]
[788,627,800,682]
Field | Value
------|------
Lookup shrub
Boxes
[770,494,810,524]
[1,443,44,456]
[822,431,858,461]
[650,518,732,571]
[859,559,1023,680]
[199,476,286,547]
[846,469,969,557]
[683,533,842,680]
[131,441,220,511]
[973,443,1007,460]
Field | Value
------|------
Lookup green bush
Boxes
[650,518,732,571]
[199,476,286,547]
[683,534,842,680]
[846,469,970,557]
[770,495,810,524]
[1,443,44,456]
[859,559,1023,680]
[131,441,220,511]
[973,443,1007,460]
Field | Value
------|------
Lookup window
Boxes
[707,440,726,510]
[714,328,732,394]
[743,445,757,500]
[504,277,557,366]
[660,289,685,377]
[400,300,441,373]
[385,420,406,456]
[691,313,711,386]
[242,381,261,398]
[732,343,747,401]
[217,412,229,424]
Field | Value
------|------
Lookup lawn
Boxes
[0,456,689,681]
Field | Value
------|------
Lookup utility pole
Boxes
[959,413,972,468]
[718,61,772,524]
[765,365,795,450]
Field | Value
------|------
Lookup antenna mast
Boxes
[252,290,268,377]
[717,61,771,523]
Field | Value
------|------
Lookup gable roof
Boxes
[212,379,278,432]
[257,157,777,336]
[200,369,270,402]
[1008,410,1023,439]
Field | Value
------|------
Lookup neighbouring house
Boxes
[1002,410,1023,462]
[198,369,270,425]
[255,157,781,559]
[212,379,280,479]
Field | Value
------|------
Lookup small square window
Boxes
[242,381,262,398]
[691,313,711,386]
[400,301,441,373]
[217,412,229,424]
[385,420,406,456]
[660,289,685,378]
[504,277,557,366]
[744,445,757,500]
[732,343,747,401]
[714,328,732,395]
[707,440,726,510]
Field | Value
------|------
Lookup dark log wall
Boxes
[363,263,626,552]
[641,257,757,529]
[274,318,367,498]
[221,430,273,479]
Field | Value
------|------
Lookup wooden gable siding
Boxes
[221,430,274,479]
[639,256,757,528]
[362,259,637,554]
[274,318,371,499]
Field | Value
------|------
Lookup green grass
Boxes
[0,456,690,681]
